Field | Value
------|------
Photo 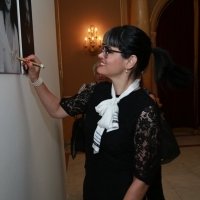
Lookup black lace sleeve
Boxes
[134,105,161,185]
[60,84,96,116]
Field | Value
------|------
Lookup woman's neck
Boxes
[112,78,136,95]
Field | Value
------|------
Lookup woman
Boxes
[23,25,192,200]
[0,0,20,73]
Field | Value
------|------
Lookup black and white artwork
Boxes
[0,0,34,74]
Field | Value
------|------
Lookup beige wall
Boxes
[57,0,121,96]
[0,0,67,199]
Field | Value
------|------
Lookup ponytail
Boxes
[152,47,193,89]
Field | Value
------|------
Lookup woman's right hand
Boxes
[23,54,41,83]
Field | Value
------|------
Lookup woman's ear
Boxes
[126,55,137,70]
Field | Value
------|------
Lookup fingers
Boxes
[22,55,41,81]
[22,58,32,71]
[26,54,41,64]
[22,55,41,69]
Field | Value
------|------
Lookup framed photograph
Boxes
[0,0,34,74]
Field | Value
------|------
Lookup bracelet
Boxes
[30,77,43,87]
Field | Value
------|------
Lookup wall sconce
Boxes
[84,25,102,52]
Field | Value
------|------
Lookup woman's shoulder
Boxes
[89,81,112,103]
[128,88,156,108]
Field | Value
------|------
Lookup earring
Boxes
[125,69,128,73]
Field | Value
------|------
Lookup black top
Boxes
[60,82,161,200]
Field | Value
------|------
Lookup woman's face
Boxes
[97,45,127,79]
[4,0,11,11]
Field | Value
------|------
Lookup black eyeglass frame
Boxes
[102,44,124,58]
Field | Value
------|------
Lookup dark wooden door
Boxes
[156,0,199,129]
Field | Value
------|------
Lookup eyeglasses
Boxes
[102,44,123,58]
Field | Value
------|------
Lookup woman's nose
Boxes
[98,51,104,59]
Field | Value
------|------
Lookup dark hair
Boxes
[103,25,193,89]
[103,25,152,79]
[152,47,193,89]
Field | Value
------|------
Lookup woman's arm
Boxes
[125,104,161,200]
[32,82,69,118]
[23,54,69,119]
[123,177,149,200]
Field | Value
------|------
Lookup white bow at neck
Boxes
[92,78,141,154]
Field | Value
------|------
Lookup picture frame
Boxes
[0,0,34,74]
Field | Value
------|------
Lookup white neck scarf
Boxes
[92,78,141,154]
